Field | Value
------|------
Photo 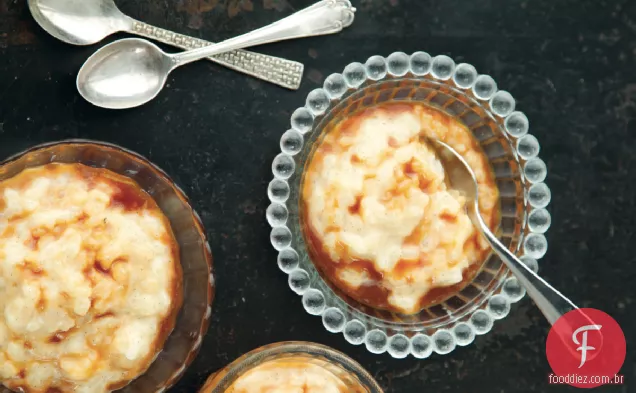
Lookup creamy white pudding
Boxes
[302,103,499,314]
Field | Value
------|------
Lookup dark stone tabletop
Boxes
[0,0,634,392]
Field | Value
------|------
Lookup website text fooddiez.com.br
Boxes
[548,374,624,385]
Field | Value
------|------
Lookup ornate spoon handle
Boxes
[126,19,304,90]
[171,0,356,66]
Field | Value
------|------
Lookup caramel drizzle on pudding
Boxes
[0,163,183,393]
[302,103,500,314]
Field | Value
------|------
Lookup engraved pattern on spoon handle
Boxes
[128,20,304,90]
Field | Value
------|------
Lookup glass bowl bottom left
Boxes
[0,140,214,393]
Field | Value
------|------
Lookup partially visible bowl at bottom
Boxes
[199,341,383,393]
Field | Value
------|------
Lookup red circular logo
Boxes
[546,308,626,388]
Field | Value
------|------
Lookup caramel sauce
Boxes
[93,261,111,276]
[36,295,46,312]
[18,261,44,277]
[108,179,149,211]
[48,333,66,344]
[347,195,363,215]
[440,212,458,223]
[403,159,417,177]
[25,235,38,250]
[304,212,487,311]
[393,259,422,279]
[94,312,114,320]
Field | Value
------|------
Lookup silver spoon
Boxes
[77,0,356,109]
[427,138,577,325]
[27,0,305,90]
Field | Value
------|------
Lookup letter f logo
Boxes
[572,324,602,368]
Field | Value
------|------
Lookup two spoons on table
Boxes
[27,0,307,91]
[29,0,357,109]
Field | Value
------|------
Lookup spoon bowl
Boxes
[28,0,128,45]
[77,38,173,109]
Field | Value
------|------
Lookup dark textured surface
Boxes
[1,0,635,392]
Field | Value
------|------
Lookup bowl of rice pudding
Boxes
[268,53,552,357]
[199,342,383,393]
[0,141,214,393]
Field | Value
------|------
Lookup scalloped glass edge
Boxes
[267,52,551,358]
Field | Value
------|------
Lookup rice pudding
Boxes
[302,103,499,314]
[0,163,182,393]
[222,357,366,393]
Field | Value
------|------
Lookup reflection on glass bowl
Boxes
[0,140,214,392]
[267,52,551,358]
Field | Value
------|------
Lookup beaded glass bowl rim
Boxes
[267,52,551,358]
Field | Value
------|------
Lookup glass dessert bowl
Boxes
[267,52,552,358]
[0,140,214,392]
[199,342,383,393]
